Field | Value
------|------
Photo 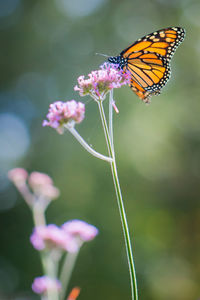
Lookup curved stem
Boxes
[98,100,138,300]
[66,125,113,163]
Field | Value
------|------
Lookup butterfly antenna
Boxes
[95,53,110,58]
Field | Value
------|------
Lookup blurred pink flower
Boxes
[8,169,59,207]
[8,168,34,206]
[30,224,79,253]
[8,168,28,186]
[74,63,131,101]
[32,276,61,294]
[62,220,98,242]
[28,172,59,199]
[29,172,53,186]
[43,100,85,133]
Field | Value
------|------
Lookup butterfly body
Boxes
[108,27,185,102]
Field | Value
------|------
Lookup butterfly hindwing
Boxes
[127,53,170,101]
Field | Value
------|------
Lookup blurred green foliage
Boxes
[1,0,200,299]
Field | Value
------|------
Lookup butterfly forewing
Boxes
[109,27,185,102]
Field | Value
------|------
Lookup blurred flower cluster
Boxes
[30,221,98,253]
[8,168,98,300]
[8,61,134,300]
[8,168,59,211]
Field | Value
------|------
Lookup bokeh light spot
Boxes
[0,113,30,161]
[55,0,106,18]
[0,0,21,18]
[146,256,198,299]
[0,186,18,211]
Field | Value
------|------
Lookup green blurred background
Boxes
[1,0,200,299]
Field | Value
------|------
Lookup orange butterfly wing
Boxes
[120,27,185,102]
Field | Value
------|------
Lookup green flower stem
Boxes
[109,89,114,149]
[59,247,81,300]
[98,100,138,300]
[66,125,113,163]
[42,251,60,300]
[32,203,47,275]
[32,201,46,226]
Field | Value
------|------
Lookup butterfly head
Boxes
[107,55,119,64]
[108,55,127,69]
[108,55,119,63]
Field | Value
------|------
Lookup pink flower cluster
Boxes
[74,63,131,101]
[43,100,85,133]
[8,168,59,206]
[30,224,78,252]
[30,220,98,253]
[32,276,61,295]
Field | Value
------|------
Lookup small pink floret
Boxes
[43,100,85,132]
[32,276,61,294]
[62,220,98,242]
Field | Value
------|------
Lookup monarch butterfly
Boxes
[108,27,185,103]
